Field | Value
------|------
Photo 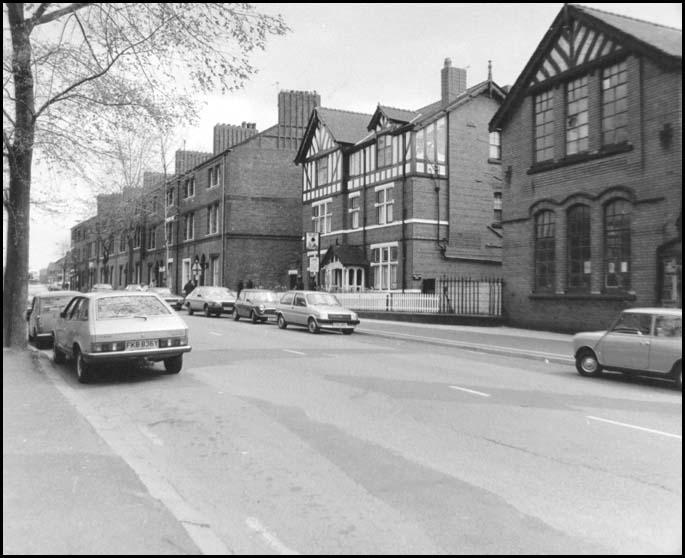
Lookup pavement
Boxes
[3,321,574,554]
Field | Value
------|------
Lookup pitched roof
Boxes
[321,244,368,267]
[316,107,373,144]
[490,4,682,131]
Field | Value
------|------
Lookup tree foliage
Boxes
[3,3,289,347]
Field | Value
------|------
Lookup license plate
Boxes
[331,323,347,327]
[126,339,158,351]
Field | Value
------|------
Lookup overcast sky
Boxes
[7,3,682,273]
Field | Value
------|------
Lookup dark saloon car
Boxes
[149,287,184,311]
[184,286,236,317]
[233,289,280,323]
[52,291,191,383]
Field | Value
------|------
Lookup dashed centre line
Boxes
[449,385,491,398]
[283,349,306,356]
[586,415,682,440]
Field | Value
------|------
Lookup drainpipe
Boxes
[401,132,407,292]
[220,150,230,287]
[362,147,368,288]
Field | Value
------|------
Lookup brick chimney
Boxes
[213,122,259,154]
[277,90,321,149]
[441,58,467,106]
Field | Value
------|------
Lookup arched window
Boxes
[567,205,591,291]
[605,200,631,289]
[534,211,556,291]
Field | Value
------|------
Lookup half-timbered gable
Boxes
[490,4,682,332]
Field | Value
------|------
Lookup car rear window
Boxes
[306,293,341,306]
[96,296,171,319]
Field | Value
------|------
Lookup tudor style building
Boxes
[489,4,682,331]
[295,60,506,293]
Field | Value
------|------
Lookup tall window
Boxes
[566,76,589,155]
[534,211,555,291]
[133,226,142,248]
[165,222,173,246]
[316,156,328,187]
[348,194,360,229]
[493,192,502,226]
[605,200,631,289]
[183,212,195,241]
[207,165,220,188]
[534,90,555,162]
[206,203,219,235]
[415,117,446,164]
[312,199,331,234]
[567,205,591,291]
[183,177,195,199]
[166,187,174,207]
[377,135,393,168]
[147,226,156,249]
[602,61,628,146]
[371,244,398,290]
[489,131,501,160]
[375,185,394,225]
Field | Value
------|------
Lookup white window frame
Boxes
[312,198,332,234]
[375,184,394,225]
[370,242,398,291]
[348,193,361,229]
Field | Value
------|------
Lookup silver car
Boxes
[573,308,682,389]
[53,291,191,383]
[26,290,81,348]
[276,290,360,334]
[185,286,236,317]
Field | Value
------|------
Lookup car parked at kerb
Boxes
[185,286,236,317]
[26,290,81,348]
[52,291,191,383]
[275,290,360,334]
[233,289,280,323]
[573,307,682,389]
[149,287,184,311]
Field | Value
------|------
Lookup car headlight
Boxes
[351,312,358,321]
[258,304,265,313]
[319,313,328,320]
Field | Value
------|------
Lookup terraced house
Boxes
[489,4,682,332]
[295,60,507,294]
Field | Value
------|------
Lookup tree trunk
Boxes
[4,5,35,348]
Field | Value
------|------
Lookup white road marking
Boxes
[283,349,306,356]
[245,516,299,555]
[359,327,572,362]
[586,416,682,440]
[449,385,491,398]
[138,424,164,446]
[209,331,222,336]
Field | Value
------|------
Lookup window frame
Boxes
[375,185,394,225]
[604,199,631,290]
[534,210,556,292]
[567,204,592,292]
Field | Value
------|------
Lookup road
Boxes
[33,314,683,554]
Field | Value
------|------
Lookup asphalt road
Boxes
[22,314,684,554]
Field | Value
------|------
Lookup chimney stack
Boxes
[441,58,467,106]
[277,90,321,149]
[213,123,259,154]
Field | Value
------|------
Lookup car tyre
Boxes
[53,338,66,364]
[673,362,682,390]
[575,349,602,377]
[164,355,183,374]
[342,329,354,335]
[251,311,259,324]
[233,310,240,321]
[204,304,211,317]
[75,348,93,384]
[277,315,287,329]
[307,318,320,334]
[187,303,194,316]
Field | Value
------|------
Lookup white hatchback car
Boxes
[573,308,682,389]
[276,290,360,334]
[53,291,191,383]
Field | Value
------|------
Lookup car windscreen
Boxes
[96,296,171,319]
[41,296,76,311]
[251,292,279,303]
[203,288,233,298]
[305,293,341,306]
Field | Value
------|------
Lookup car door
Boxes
[71,297,91,353]
[649,314,682,373]
[54,297,79,349]
[236,291,247,317]
[292,293,308,326]
[599,312,651,370]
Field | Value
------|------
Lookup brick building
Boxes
[71,90,320,294]
[489,5,682,332]
[295,60,506,293]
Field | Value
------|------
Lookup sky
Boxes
[4,2,682,274]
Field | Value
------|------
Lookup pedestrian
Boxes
[296,275,304,290]
[183,279,195,297]
[246,279,254,289]
[236,279,244,297]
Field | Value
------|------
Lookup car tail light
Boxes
[158,336,188,348]
[91,342,125,352]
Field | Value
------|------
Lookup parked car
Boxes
[184,286,236,317]
[149,287,184,311]
[573,307,682,389]
[52,291,191,383]
[233,289,280,323]
[26,290,81,348]
[90,283,114,292]
[27,282,50,310]
[124,283,147,291]
[276,290,360,334]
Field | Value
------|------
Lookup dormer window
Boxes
[377,135,393,168]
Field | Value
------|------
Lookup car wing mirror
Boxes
[60,310,67,318]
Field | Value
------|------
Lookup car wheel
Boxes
[673,362,682,390]
[277,315,287,329]
[342,329,354,335]
[204,305,211,317]
[187,303,194,316]
[307,318,320,334]
[575,349,602,377]
[233,310,240,321]
[53,338,66,364]
[251,311,259,324]
[75,348,93,384]
[164,355,183,374]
